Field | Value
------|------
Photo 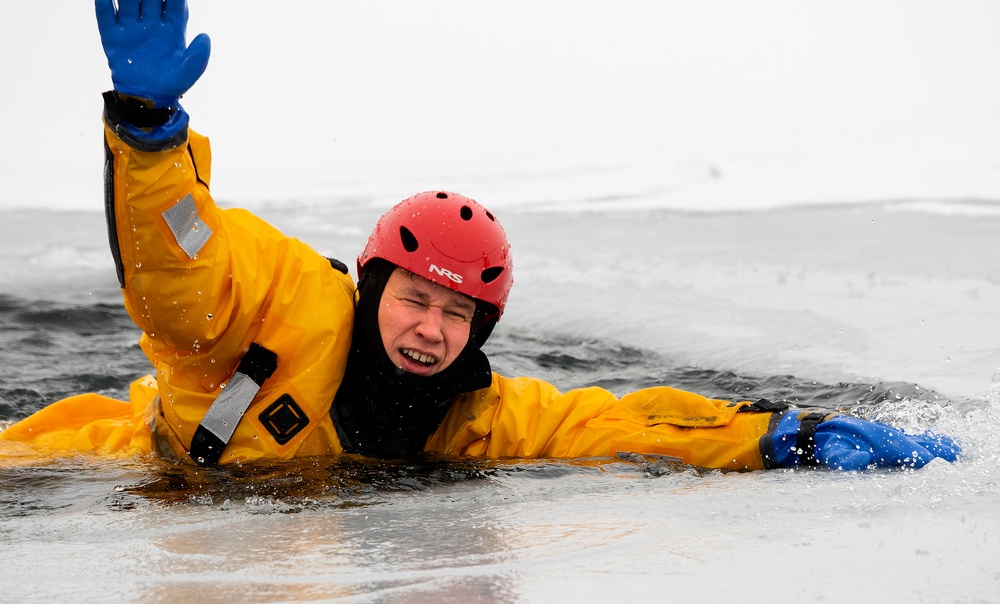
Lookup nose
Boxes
[413,307,445,342]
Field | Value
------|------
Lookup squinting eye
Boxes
[446,310,474,323]
[401,297,426,307]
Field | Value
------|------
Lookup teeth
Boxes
[402,349,437,365]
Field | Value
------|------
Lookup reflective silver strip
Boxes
[162,193,213,258]
[198,372,260,443]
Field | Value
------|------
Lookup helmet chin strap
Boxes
[330,261,493,459]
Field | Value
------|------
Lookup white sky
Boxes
[1,1,998,210]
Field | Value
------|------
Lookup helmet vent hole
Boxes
[436,192,448,199]
[399,226,419,252]
[485,211,495,221]
[481,266,504,284]
[460,206,473,221]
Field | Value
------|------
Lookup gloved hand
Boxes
[771,410,960,471]
[95,0,211,107]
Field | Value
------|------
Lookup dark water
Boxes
[0,288,960,515]
[0,293,151,419]
[1,290,942,423]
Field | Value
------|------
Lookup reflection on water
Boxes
[0,451,641,517]
[123,456,503,509]
[0,452,661,602]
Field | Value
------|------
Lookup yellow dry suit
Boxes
[0,120,782,471]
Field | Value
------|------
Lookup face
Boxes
[378,268,476,376]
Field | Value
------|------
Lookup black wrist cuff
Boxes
[796,411,832,467]
[102,91,176,129]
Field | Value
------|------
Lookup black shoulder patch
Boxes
[327,257,349,274]
[259,394,309,445]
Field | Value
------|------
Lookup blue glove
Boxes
[95,0,211,107]
[770,410,960,471]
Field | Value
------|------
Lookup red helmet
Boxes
[358,191,514,317]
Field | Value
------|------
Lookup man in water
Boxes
[0,0,960,471]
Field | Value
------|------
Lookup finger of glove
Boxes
[163,0,190,26]
[894,441,935,468]
[95,0,119,38]
[818,417,921,467]
[117,0,140,23]
[820,440,872,471]
[912,434,960,462]
[857,433,934,468]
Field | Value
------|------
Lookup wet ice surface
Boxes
[1,201,999,602]
[2,447,998,602]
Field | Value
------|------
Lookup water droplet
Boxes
[206,313,213,320]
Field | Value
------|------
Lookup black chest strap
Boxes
[189,343,278,466]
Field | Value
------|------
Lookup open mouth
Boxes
[401,348,437,367]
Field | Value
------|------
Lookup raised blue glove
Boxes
[95,0,211,107]
[770,410,960,471]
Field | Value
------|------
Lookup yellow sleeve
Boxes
[0,376,158,464]
[105,125,269,357]
[426,374,775,471]
[3,123,354,465]
[102,125,355,463]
